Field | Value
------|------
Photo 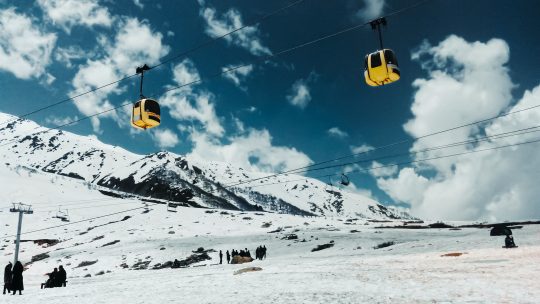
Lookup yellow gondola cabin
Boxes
[364,49,400,87]
[131,98,161,130]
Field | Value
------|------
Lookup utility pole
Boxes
[9,203,33,265]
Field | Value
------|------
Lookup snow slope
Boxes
[0,164,538,303]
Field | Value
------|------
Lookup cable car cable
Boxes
[242,136,540,189]
[150,0,306,70]
[224,103,540,188]
[224,123,540,187]
[0,0,306,129]
[267,126,540,177]
[0,205,153,239]
[0,0,436,148]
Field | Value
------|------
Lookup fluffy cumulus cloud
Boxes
[287,79,311,109]
[350,144,374,154]
[37,0,113,32]
[133,0,144,9]
[0,8,57,80]
[376,35,540,221]
[160,59,224,137]
[69,17,169,132]
[198,3,271,56]
[188,129,313,173]
[152,128,180,149]
[222,64,253,90]
[327,127,348,139]
[287,72,318,109]
[54,45,93,68]
[370,161,398,178]
[356,0,385,21]
[173,59,199,85]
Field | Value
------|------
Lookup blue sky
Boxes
[1,0,540,220]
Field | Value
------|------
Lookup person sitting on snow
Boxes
[504,234,516,248]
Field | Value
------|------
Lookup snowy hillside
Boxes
[0,112,410,219]
[0,164,538,303]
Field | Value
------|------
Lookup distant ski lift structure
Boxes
[167,202,178,213]
[364,17,400,87]
[166,189,179,213]
[10,203,33,214]
[340,173,350,186]
[131,64,161,130]
[54,207,69,222]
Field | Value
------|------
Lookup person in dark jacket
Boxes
[3,262,12,295]
[226,250,231,264]
[11,261,23,295]
[219,250,223,264]
[51,268,59,287]
[41,268,56,289]
[505,235,517,248]
[58,266,67,287]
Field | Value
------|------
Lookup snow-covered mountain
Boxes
[0,112,411,219]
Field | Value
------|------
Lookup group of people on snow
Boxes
[218,245,267,264]
[255,245,267,260]
[4,261,68,295]
[41,266,67,289]
[3,261,24,295]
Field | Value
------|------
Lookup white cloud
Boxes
[133,0,144,9]
[377,35,540,221]
[54,45,90,68]
[327,127,348,139]
[172,58,200,88]
[356,0,385,21]
[370,161,398,178]
[71,59,122,132]
[161,92,224,137]
[0,8,57,80]
[108,18,170,73]
[350,144,374,154]
[287,79,311,109]
[69,17,169,132]
[188,128,313,173]
[41,72,56,86]
[406,35,513,174]
[37,0,113,32]
[286,73,318,109]
[160,60,224,137]
[222,64,253,90]
[45,115,78,126]
[199,4,271,56]
[152,128,180,149]
[245,106,257,113]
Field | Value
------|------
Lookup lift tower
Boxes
[10,203,33,265]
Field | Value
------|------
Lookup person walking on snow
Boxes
[219,250,223,264]
[226,250,231,264]
[3,262,11,295]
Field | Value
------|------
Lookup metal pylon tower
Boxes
[9,203,33,265]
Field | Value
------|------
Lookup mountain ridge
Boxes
[0,112,413,219]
